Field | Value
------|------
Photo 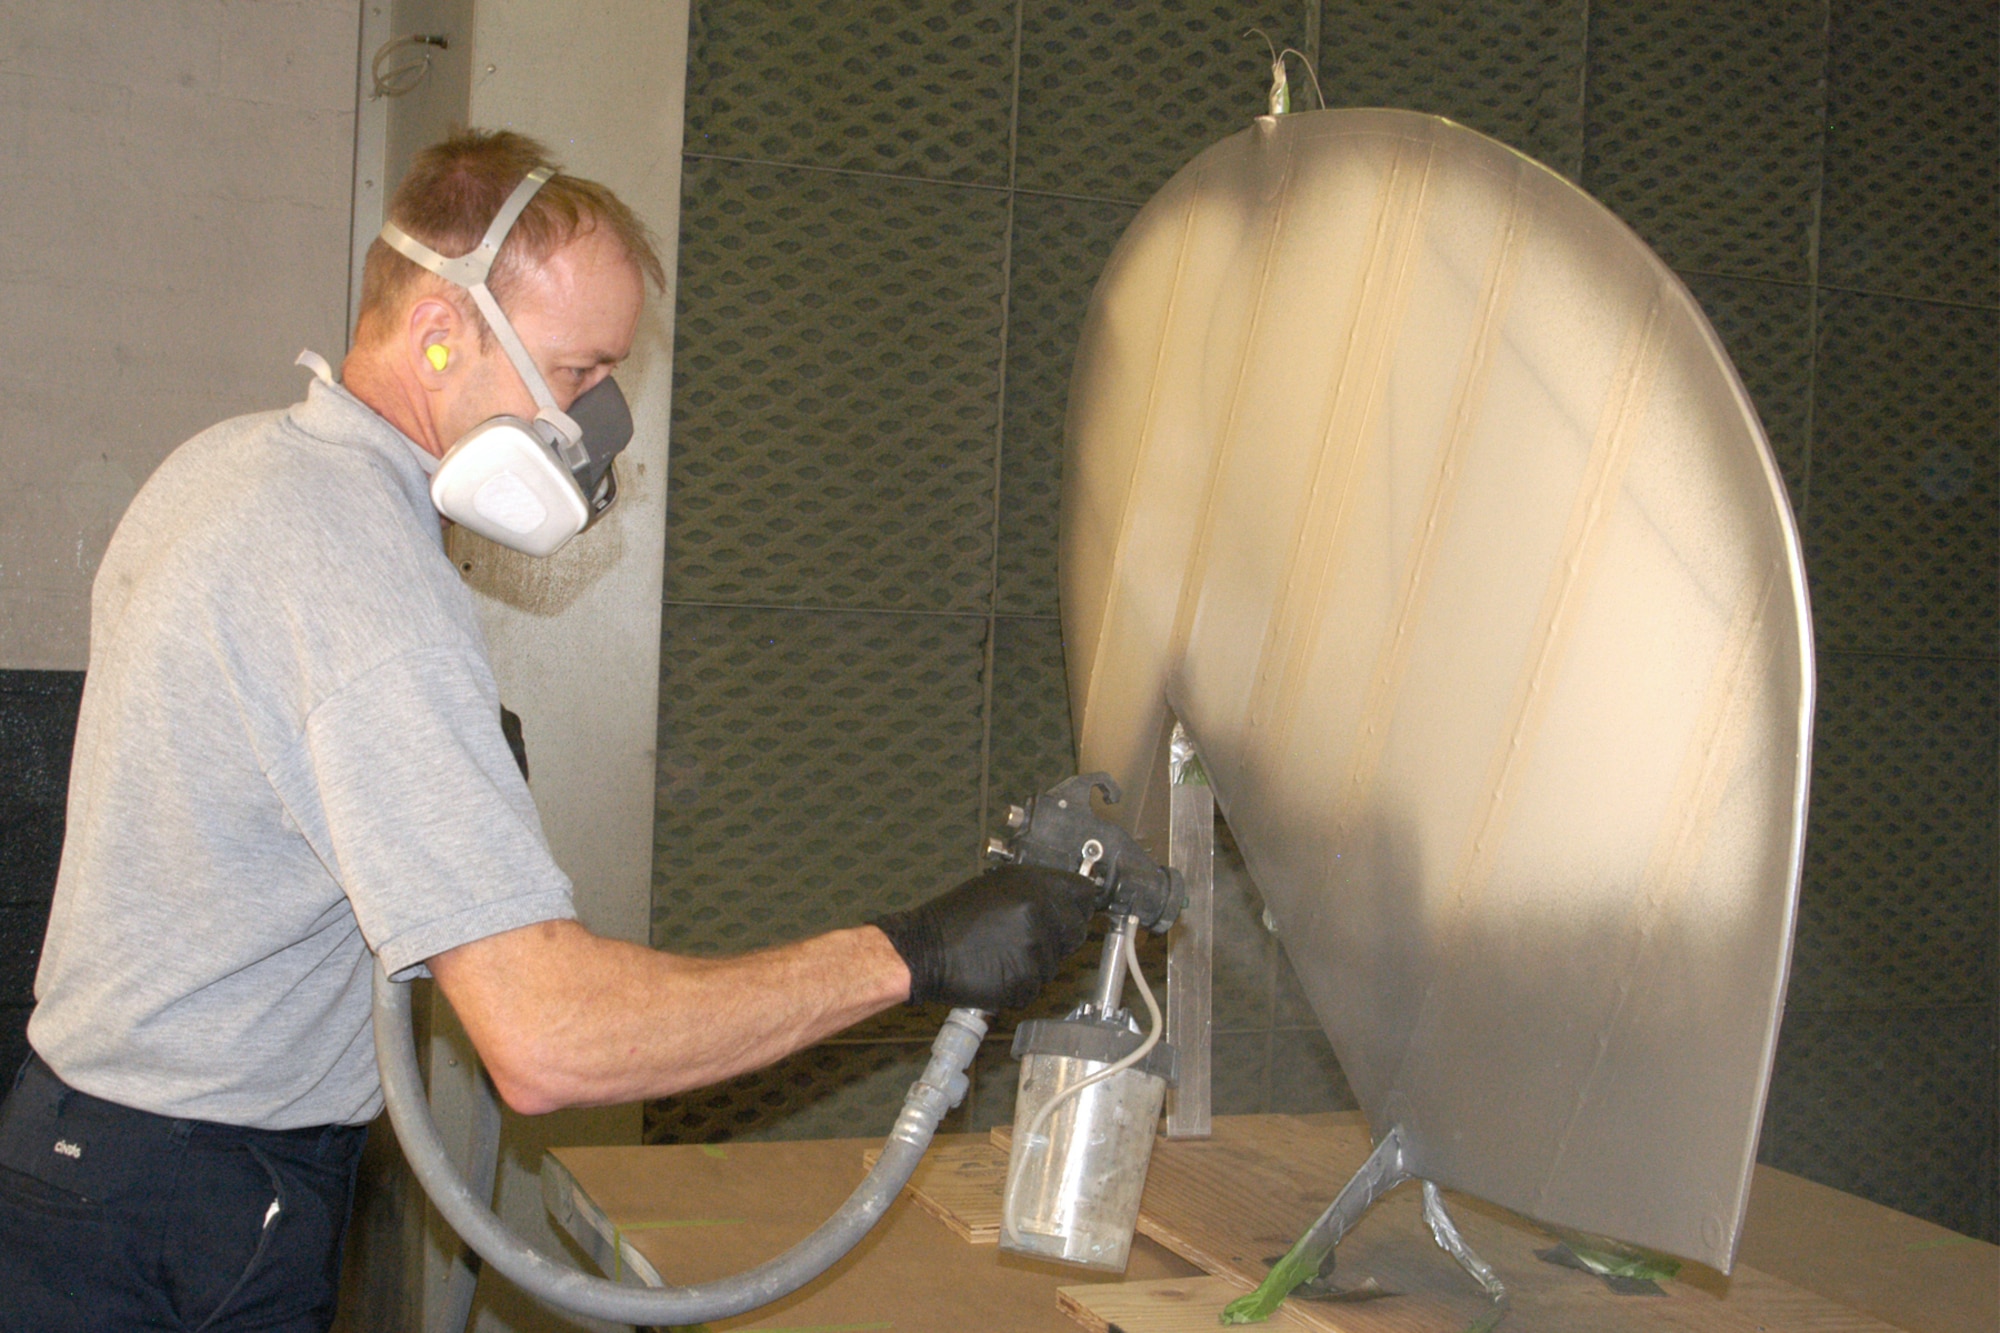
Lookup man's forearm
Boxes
[430,919,912,1114]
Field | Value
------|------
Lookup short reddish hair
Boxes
[355,129,666,345]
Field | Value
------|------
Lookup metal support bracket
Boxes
[1219,1124,1510,1327]
[1220,1124,1412,1322]
[1422,1180,1509,1326]
[1165,721,1214,1139]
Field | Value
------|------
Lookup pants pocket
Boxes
[166,1143,285,1332]
[0,1163,114,1333]
[0,1161,100,1221]
[174,1136,358,1333]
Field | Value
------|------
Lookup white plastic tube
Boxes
[1019,919,1163,1148]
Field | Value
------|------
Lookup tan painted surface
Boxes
[1060,109,1812,1268]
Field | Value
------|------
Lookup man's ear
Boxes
[407,295,464,387]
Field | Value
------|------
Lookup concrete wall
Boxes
[0,0,361,669]
[2,6,690,1329]
[420,5,691,1330]
[0,2,369,1284]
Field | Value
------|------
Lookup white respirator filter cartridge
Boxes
[430,417,591,557]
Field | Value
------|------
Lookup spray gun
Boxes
[986,772,1182,932]
[985,773,1184,1272]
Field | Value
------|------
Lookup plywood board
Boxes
[862,1139,1009,1243]
[994,1113,1397,1329]
[549,1118,1988,1333]
[1059,1275,1321,1333]
[550,1134,1200,1332]
[1000,1114,1929,1332]
[1735,1167,1998,1333]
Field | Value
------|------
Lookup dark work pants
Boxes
[0,1053,368,1332]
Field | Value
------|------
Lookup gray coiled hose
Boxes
[372,961,988,1327]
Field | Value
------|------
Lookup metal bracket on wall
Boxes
[1165,721,1213,1138]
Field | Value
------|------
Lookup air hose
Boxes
[372,961,988,1327]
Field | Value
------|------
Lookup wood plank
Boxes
[1736,1165,1998,1333]
[548,1118,1987,1333]
[862,1139,1009,1243]
[992,1114,1370,1287]
[1059,1275,1321,1333]
[998,1115,1445,1332]
[550,1134,1201,1332]
[1001,1114,1926,1332]
[1056,1266,1903,1333]
[1660,1263,1919,1333]
[1406,1188,1907,1333]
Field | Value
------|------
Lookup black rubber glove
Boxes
[872,864,1103,1010]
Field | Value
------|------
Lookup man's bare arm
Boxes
[428,865,1102,1116]
[429,919,911,1115]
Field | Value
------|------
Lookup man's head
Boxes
[348,130,666,456]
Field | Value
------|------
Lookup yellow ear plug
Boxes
[425,344,450,372]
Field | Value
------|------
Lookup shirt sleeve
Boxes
[301,646,576,979]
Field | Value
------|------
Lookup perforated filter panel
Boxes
[1582,1,1826,282]
[999,196,1138,617]
[1804,292,1999,658]
[1319,0,1587,178]
[1762,1005,1998,1243]
[668,158,1007,614]
[1015,1,1311,200]
[646,1040,967,1144]
[683,0,1017,184]
[1819,1,2000,307]
[657,0,1996,1242]
[1795,654,1997,1011]
[651,604,986,955]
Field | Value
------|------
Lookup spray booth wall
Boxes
[645,0,1998,1245]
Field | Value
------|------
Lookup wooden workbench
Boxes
[543,1133,1203,1331]
[546,1114,1995,1333]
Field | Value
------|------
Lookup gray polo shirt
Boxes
[29,378,577,1129]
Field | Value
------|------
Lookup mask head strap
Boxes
[378,166,589,470]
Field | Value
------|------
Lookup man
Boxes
[0,130,1097,1331]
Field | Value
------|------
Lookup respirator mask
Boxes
[380,166,634,557]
